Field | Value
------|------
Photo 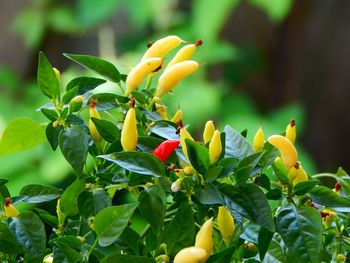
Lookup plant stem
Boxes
[140,224,151,239]
[87,238,99,259]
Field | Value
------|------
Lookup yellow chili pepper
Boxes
[218,206,234,245]
[69,95,83,112]
[156,61,199,97]
[203,120,215,144]
[43,254,53,263]
[56,198,66,227]
[177,120,194,160]
[125,58,163,96]
[268,135,298,169]
[171,178,183,193]
[195,217,213,259]
[285,119,296,144]
[3,197,19,217]
[156,103,168,120]
[53,67,60,81]
[173,247,207,263]
[142,35,183,60]
[88,100,102,147]
[287,162,308,186]
[209,130,222,164]
[171,109,183,123]
[121,99,138,151]
[184,166,196,175]
[253,124,265,152]
[165,39,203,70]
[321,209,336,228]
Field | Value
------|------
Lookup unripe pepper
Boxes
[203,120,215,144]
[156,61,199,97]
[321,209,336,228]
[253,124,264,152]
[53,67,60,81]
[125,58,163,96]
[173,247,207,263]
[152,140,180,163]
[165,39,203,70]
[56,198,66,227]
[285,119,296,144]
[287,162,308,186]
[171,178,183,193]
[3,197,19,217]
[43,254,53,263]
[218,206,234,245]
[88,99,102,147]
[177,120,194,160]
[142,35,183,60]
[195,217,213,259]
[121,99,138,151]
[69,95,83,112]
[333,182,341,195]
[171,109,183,123]
[156,103,168,120]
[268,135,298,169]
[209,130,222,164]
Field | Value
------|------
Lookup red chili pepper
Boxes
[153,140,180,163]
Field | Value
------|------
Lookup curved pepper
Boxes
[4,197,19,217]
[253,124,265,152]
[125,58,163,96]
[156,60,199,97]
[142,35,182,60]
[195,217,213,260]
[209,130,222,164]
[171,109,183,123]
[268,135,297,169]
[177,120,194,160]
[89,99,102,146]
[287,162,308,186]
[173,247,207,263]
[121,99,138,151]
[153,140,180,163]
[203,120,215,144]
[165,39,202,70]
[53,67,60,81]
[218,206,234,245]
[285,119,296,144]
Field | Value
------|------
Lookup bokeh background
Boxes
[1,0,349,195]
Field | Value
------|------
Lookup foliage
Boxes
[0,37,349,263]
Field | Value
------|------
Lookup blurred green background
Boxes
[1,0,349,195]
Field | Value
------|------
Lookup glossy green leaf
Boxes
[37,52,60,98]
[34,208,58,227]
[9,211,46,258]
[224,125,253,159]
[196,183,224,205]
[258,227,273,261]
[116,227,145,256]
[20,184,62,203]
[276,205,322,263]
[46,121,63,151]
[99,152,165,177]
[101,254,153,263]
[205,166,223,182]
[185,138,210,174]
[0,222,24,253]
[62,86,79,104]
[271,159,289,184]
[139,185,166,234]
[66,76,106,93]
[149,121,179,140]
[91,117,120,143]
[207,246,235,263]
[59,125,89,175]
[64,53,121,83]
[166,202,195,255]
[78,189,111,218]
[0,118,46,156]
[293,179,320,196]
[263,240,285,263]
[94,203,138,247]
[60,178,85,217]
[308,185,350,211]
[40,108,58,121]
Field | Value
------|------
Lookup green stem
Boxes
[145,74,154,90]
[117,83,125,94]
[140,224,151,239]
[87,238,99,259]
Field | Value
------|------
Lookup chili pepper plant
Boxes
[0,36,350,263]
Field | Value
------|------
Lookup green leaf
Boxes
[139,185,166,234]
[99,152,165,177]
[66,76,106,93]
[62,86,79,104]
[41,108,58,121]
[101,254,154,263]
[116,227,145,255]
[0,118,46,156]
[34,208,58,227]
[264,240,285,263]
[271,159,289,184]
[205,166,223,182]
[9,211,46,258]
[64,53,121,83]
[59,125,89,175]
[0,222,24,253]
[276,205,322,263]
[224,125,253,159]
[60,178,85,217]
[51,236,82,250]
[149,121,179,140]
[258,227,273,261]
[94,203,138,247]
[78,189,111,218]
[185,139,210,174]
[91,117,120,143]
[196,183,224,205]
[243,184,275,232]
[46,121,63,151]
[37,52,60,98]
[207,246,235,263]
[308,186,350,211]
[235,165,254,186]
[20,184,62,203]
[266,189,282,200]
[293,179,320,196]
[166,202,195,255]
